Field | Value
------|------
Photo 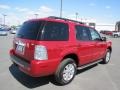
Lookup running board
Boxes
[78,60,103,70]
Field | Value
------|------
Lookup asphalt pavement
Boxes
[0,34,120,90]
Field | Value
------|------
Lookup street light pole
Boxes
[3,14,7,26]
[60,0,63,17]
[76,12,78,21]
[34,14,38,18]
[0,18,2,25]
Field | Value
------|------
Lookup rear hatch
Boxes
[13,20,45,62]
[13,20,69,62]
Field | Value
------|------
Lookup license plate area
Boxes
[16,41,25,54]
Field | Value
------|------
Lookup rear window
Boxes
[16,21,69,41]
[40,21,69,41]
[76,25,91,41]
[16,21,44,40]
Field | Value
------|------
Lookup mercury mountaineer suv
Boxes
[10,16,112,85]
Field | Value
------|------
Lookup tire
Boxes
[102,49,111,64]
[55,58,77,85]
[114,34,118,38]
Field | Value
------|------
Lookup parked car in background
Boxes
[112,31,120,37]
[106,31,113,36]
[0,28,8,36]
[10,16,112,85]
[10,29,17,34]
[10,26,20,34]
[100,30,113,36]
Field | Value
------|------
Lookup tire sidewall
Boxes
[55,58,77,85]
[104,50,111,64]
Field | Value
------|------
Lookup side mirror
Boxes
[101,37,107,41]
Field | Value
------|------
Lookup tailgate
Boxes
[13,38,35,62]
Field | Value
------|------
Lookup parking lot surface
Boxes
[0,34,120,90]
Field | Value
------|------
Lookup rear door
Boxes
[75,25,95,65]
[37,21,69,62]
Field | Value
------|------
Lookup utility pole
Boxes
[76,12,78,21]
[34,14,38,18]
[2,14,7,26]
[60,0,63,17]
[0,18,2,25]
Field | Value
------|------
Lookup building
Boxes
[115,21,120,31]
[96,24,115,31]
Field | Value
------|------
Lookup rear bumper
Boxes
[10,49,59,77]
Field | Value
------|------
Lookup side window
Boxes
[76,25,91,41]
[89,28,101,41]
[42,22,69,41]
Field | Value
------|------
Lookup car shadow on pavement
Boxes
[9,63,97,88]
[9,64,59,88]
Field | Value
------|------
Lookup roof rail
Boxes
[48,16,85,24]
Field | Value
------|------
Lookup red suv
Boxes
[10,16,112,85]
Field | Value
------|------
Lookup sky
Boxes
[0,0,120,26]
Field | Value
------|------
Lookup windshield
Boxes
[16,21,44,40]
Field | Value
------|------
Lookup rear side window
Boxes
[16,21,44,40]
[76,25,91,41]
[41,22,69,41]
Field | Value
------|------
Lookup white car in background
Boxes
[0,28,8,36]
[10,26,20,34]
[10,29,17,34]
[112,31,120,37]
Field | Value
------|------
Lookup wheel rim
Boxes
[106,51,110,62]
[62,64,75,82]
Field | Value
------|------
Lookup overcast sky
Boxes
[0,0,119,26]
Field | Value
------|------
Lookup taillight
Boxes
[34,45,48,60]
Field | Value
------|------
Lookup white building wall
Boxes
[96,25,115,31]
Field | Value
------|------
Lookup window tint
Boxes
[0,29,4,31]
[76,25,90,41]
[89,28,101,41]
[41,22,69,41]
[16,21,44,40]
